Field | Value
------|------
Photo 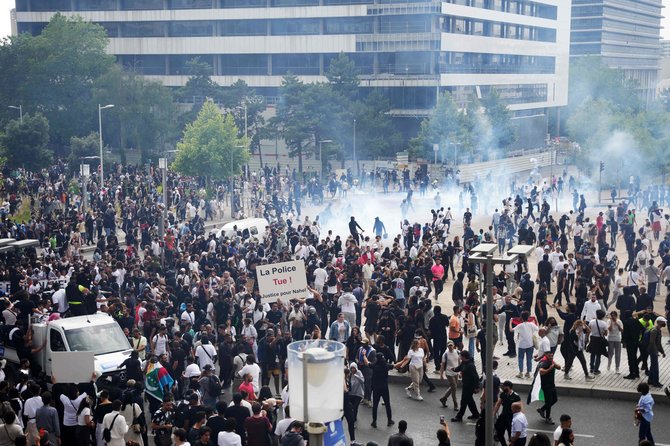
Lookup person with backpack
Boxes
[199,364,222,407]
[102,400,128,446]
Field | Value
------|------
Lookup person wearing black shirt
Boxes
[494,380,521,444]
[348,217,364,246]
[205,401,227,442]
[452,272,464,307]
[536,351,561,424]
[224,393,250,444]
[370,353,394,428]
[498,296,519,358]
[451,351,480,422]
[622,312,643,379]
[119,350,143,382]
[429,306,450,370]
[537,255,553,294]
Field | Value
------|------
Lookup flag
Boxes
[145,362,174,402]
[527,365,544,404]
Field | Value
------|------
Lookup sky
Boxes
[1,0,670,40]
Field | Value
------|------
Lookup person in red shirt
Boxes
[239,373,256,402]
[431,258,445,299]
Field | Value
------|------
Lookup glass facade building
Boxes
[15,0,571,147]
[570,0,662,102]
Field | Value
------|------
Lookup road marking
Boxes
[465,424,595,438]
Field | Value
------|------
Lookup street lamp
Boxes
[318,139,333,182]
[158,157,168,267]
[288,339,344,445]
[98,104,114,189]
[467,243,531,446]
[80,164,90,215]
[8,105,22,124]
[232,145,246,218]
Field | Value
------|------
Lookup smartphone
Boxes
[440,415,445,423]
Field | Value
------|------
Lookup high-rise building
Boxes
[15,0,571,148]
[661,39,670,58]
[570,0,662,102]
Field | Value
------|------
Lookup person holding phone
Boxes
[436,417,451,446]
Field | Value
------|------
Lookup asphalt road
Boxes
[345,381,670,446]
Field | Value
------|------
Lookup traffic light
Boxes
[599,161,605,172]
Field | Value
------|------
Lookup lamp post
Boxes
[288,340,345,446]
[80,164,90,215]
[353,118,357,178]
[158,157,168,268]
[8,105,22,124]
[318,139,333,182]
[98,104,114,189]
[467,244,532,446]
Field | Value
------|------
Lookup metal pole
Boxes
[82,173,87,215]
[244,104,248,139]
[319,141,323,182]
[485,254,494,446]
[98,105,104,190]
[18,105,22,125]
[231,150,235,218]
[161,165,166,268]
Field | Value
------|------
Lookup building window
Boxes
[380,15,432,34]
[272,54,321,75]
[271,19,321,36]
[221,0,266,6]
[121,55,166,75]
[324,17,374,34]
[121,0,164,10]
[272,0,319,6]
[31,0,71,11]
[220,20,268,36]
[221,54,268,75]
[169,0,213,8]
[122,22,166,37]
[99,22,121,37]
[75,0,117,10]
[441,52,555,74]
[17,22,48,35]
[169,55,214,75]
[170,21,214,37]
[324,53,374,75]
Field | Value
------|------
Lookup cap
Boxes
[503,380,514,387]
[657,317,667,324]
[126,379,136,387]
[447,340,455,346]
[361,338,369,344]
[203,364,214,371]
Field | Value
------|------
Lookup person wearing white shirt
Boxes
[313,265,328,292]
[635,244,650,268]
[337,289,357,326]
[23,383,44,446]
[581,294,601,322]
[513,312,539,378]
[195,337,217,369]
[238,356,261,394]
[438,342,460,409]
[181,303,196,326]
[535,328,551,360]
[102,400,128,446]
[218,419,242,446]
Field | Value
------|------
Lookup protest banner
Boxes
[256,259,308,303]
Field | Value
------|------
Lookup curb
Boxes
[386,373,670,405]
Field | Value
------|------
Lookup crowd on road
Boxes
[0,161,666,446]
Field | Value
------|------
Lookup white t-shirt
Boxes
[441,348,460,376]
[218,430,242,446]
[338,293,357,314]
[407,348,425,368]
[513,322,539,349]
[195,344,217,368]
[274,417,295,439]
[238,363,261,393]
[77,407,91,426]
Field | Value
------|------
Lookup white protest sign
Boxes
[51,351,95,383]
[256,260,308,304]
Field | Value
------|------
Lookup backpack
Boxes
[207,375,222,396]
[103,414,119,442]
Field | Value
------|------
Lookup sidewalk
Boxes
[388,336,670,404]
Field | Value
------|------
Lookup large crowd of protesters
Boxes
[0,160,666,446]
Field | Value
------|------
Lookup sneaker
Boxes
[545,418,555,425]
[525,372,531,378]
[415,396,424,401]
[536,408,545,418]
[616,368,620,374]
[433,370,441,374]
[564,374,572,380]
[594,370,601,375]
[585,375,595,380]
[406,389,412,398]
[370,422,377,428]
[623,374,638,380]
[387,420,395,427]
[451,417,463,422]
[516,373,524,378]
[467,414,480,420]
[439,397,447,407]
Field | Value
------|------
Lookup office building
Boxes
[570,0,662,102]
[15,0,571,148]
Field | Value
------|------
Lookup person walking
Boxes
[395,339,426,401]
[509,402,529,446]
[102,400,129,446]
[536,351,561,425]
[647,316,666,388]
[493,380,521,445]
[587,309,608,375]
[606,311,623,373]
[513,311,538,378]
[370,353,394,428]
[562,320,594,381]
[439,341,460,410]
[451,351,480,422]
[636,382,655,445]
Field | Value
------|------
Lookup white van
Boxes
[215,218,269,242]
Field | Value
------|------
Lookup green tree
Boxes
[93,66,178,163]
[481,90,517,152]
[172,100,249,187]
[0,114,52,170]
[0,14,114,152]
[67,132,100,173]
[325,52,360,102]
[222,80,267,168]
[410,92,464,161]
[352,90,402,160]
